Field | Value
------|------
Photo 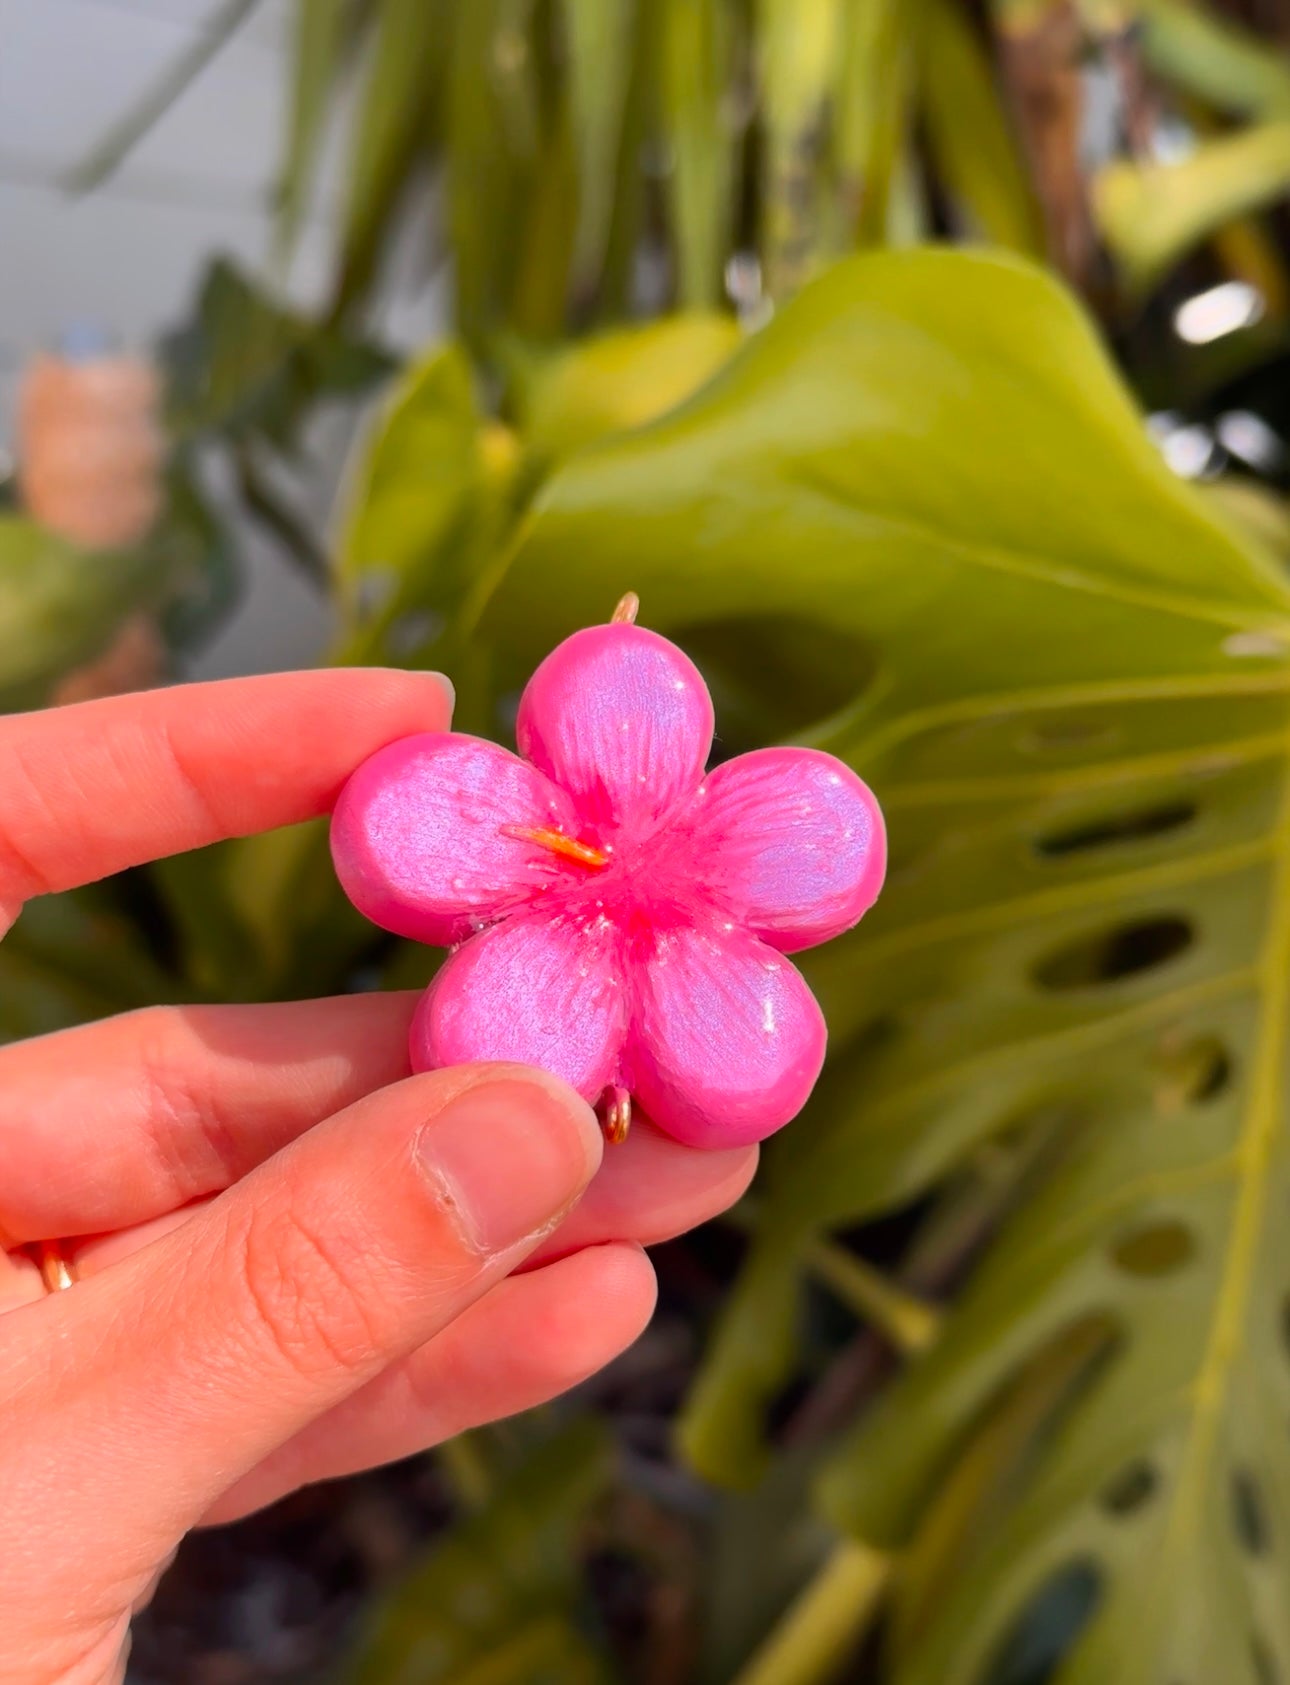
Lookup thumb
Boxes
[0,1065,600,1646]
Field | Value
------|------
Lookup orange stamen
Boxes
[502,824,610,869]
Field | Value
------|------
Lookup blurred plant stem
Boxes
[730,1538,891,1685]
[437,1431,492,1511]
[803,1237,942,1356]
[727,1202,941,1358]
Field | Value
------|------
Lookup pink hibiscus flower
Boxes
[330,612,885,1150]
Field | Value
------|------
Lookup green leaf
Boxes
[920,0,1044,256]
[338,344,481,596]
[0,888,181,1041]
[336,0,447,313]
[339,1420,615,1684]
[334,342,519,679]
[162,257,393,450]
[561,0,636,302]
[480,248,1287,698]
[661,0,740,309]
[162,258,295,440]
[1205,477,1290,568]
[593,0,657,321]
[448,0,543,350]
[877,1314,1114,1671]
[216,818,378,999]
[150,846,259,1001]
[0,516,159,709]
[509,313,742,466]
[1096,121,1290,290]
[510,108,583,345]
[757,0,842,297]
[275,0,353,257]
[475,247,1290,1676]
[1138,0,1290,121]
[827,0,915,251]
[152,462,241,652]
[234,447,332,584]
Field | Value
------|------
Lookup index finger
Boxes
[0,668,452,923]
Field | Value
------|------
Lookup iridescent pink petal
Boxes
[516,624,714,836]
[627,919,827,1150]
[680,747,886,953]
[331,733,582,946]
[412,907,627,1102]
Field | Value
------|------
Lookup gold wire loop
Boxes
[36,1240,77,1294]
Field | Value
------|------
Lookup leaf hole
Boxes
[1099,1459,1158,1517]
[979,1560,1104,1685]
[1152,1033,1233,1112]
[1111,1221,1195,1278]
[1033,916,1194,992]
[1232,1468,1271,1557]
[1033,800,1196,860]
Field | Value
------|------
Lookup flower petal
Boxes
[331,733,583,946]
[628,919,826,1149]
[680,747,886,953]
[412,908,627,1102]
[516,624,714,837]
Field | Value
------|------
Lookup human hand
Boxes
[0,671,758,1685]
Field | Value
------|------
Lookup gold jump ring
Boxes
[36,1239,77,1294]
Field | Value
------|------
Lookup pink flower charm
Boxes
[330,614,885,1149]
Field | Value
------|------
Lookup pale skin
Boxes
[0,669,758,1685]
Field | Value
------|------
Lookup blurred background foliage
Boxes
[11,1,1290,1681]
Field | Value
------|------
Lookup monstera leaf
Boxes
[475,248,1290,1685]
[505,314,742,469]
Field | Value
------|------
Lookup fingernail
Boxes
[429,671,455,712]
[416,1076,601,1255]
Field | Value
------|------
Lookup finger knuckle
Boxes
[228,1199,395,1385]
[0,735,61,907]
[132,1008,242,1195]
